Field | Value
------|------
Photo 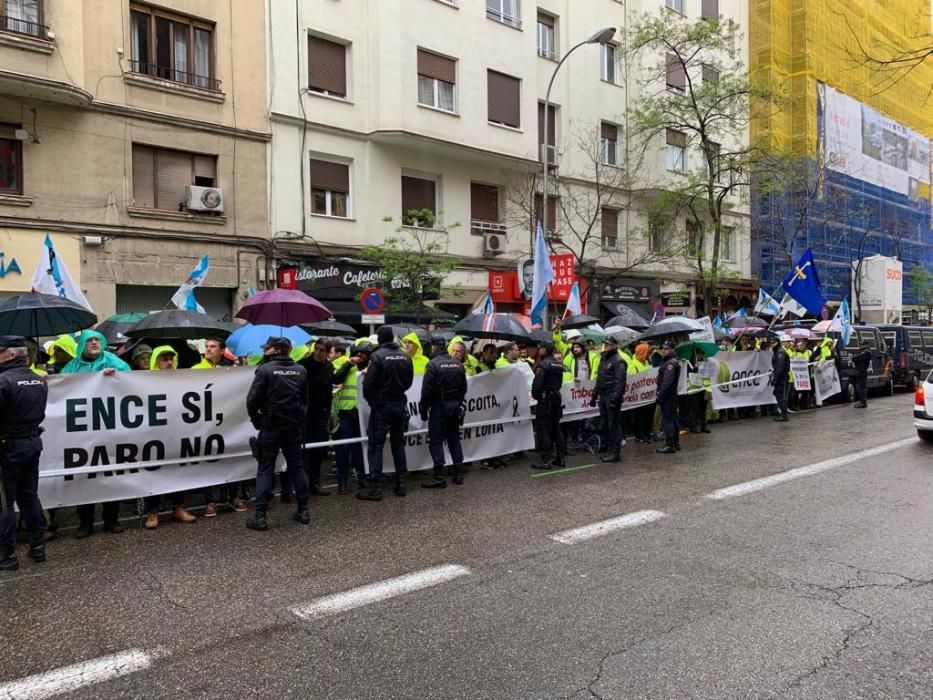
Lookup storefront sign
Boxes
[0,231,80,293]
[661,291,691,307]
[600,277,659,303]
[281,262,411,300]
[0,250,22,278]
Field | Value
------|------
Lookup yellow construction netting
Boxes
[751,0,933,155]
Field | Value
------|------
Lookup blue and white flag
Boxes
[726,307,747,322]
[778,293,807,319]
[754,289,781,316]
[530,221,554,328]
[830,298,852,345]
[781,249,827,316]
[171,254,210,313]
[712,314,724,330]
[473,291,495,315]
[29,234,92,311]
[563,282,582,318]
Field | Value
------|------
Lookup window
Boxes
[702,65,720,85]
[666,129,686,172]
[130,4,216,90]
[600,43,617,83]
[132,144,216,212]
[487,70,521,128]
[600,122,618,166]
[720,226,734,261]
[417,49,456,112]
[686,220,702,258]
[601,208,618,249]
[1,0,45,38]
[486,0,520,28]
[308,35,348,98]
[471,183,500,224]
[537,13,556,59]
[401,175,437,227]
[665,0,684,13]
[702,0,719,20]
[309,159,349,218]
[649,216,671,253]
[534,194,557,234]
[666,53,686,93]
[922,330,933,348]
[0,124,23,195]
[707,141,721,181]
[538,102,557,161]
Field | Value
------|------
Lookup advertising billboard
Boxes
[819,83,932,202]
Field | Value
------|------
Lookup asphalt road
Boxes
[1,393,931,699]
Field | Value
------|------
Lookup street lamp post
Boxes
[538,27,616,327]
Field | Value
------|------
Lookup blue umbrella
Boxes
[227,324,312,357]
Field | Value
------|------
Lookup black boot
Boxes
[103,521,124,534]
[245,515,268,531]
[291,510,310,525]
[600,453,621,463]
[0,545,18,571]
[422,470,447,488]
[656,440,675,454]
[27,533,46,563]
[356,481,383,501]
[394,474,407,497]
[674,440,682,452]
[74,523,93,539]
[452,464,464,486]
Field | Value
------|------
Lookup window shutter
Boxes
[666,129,686,148]
[308,35,347,96]
[488,70,521,128]
[155,149,192,211]
[309,159,349,193]
[194,154,216,182]
[417,49,456,83]
[132,144,155,208]
[702,0,719,19]
[601,208,618,238]
[666,53,686,90]
[537,13,554,27]
[401,176,436,214]
[600,122,617,141]
[537,102,556,146]
[470,183,499,221]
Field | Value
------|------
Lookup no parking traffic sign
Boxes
[360,287,385,314]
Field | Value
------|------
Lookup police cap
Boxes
[430,335,447,348]
[0,335,27,349]
[351,341,375,355]
[261,336,292,352]
[661,341,676,350]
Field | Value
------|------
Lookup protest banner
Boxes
[39,368,257,508]
[813,360,842,406]
[791,358,812,391]
[357,364,535,473]
[710,351,777,410]
[561,378,597,422]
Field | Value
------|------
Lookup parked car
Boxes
[877,324,933,390]
[829,325,894,401]
[914,370,933,443]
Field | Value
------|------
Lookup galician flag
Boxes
[726,307,747,322]
[778,293,807,319]
[171,254,210,313]
[754,289,781,316]
[472,291,495,315]
[530,221,554,328]
[563,282,582,318]
[830,298,852,345]
[30,234,92,311]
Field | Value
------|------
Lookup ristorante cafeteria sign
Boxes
[278,262,411,299]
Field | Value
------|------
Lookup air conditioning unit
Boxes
[482,232,506,257]
[539,144,559,168]
[185,185,224,213]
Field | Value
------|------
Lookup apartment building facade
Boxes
[269,0,753,323]
[0,0,270,318]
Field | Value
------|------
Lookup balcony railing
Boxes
[127,60,221,92]
[0,14,50,40]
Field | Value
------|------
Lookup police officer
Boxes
[592,335,626,463]
[359,326,414,501]
[420,337,468,488]
[656,341,682,454]
[530,341,566,470]
[0,336,49,571]
[245,337,310,531]
[851,340,872,408]
[771,337,791,421]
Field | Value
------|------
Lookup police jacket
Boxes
[771,346,790,386]
[593,350,626,405]
[246,355,308,427]
[298,354,334,420]
[363,342,414,405]
[851,349,872,376]
[0,356,49,438]
[656,356,681,402]
[532,356,564,402]
[421,351,467,405]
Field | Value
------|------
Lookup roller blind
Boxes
[470,183,499,221]
[308,35,347,96]
[601,208,618,238]
[402,176,436,214]
[132,144,156,208]
[488,70,521,128]
[537,102,556,146]
[309,159,349,193]
[156,149,192,211]
[600,122,618,141]
[666,129,686,147]
[417,49,456,83]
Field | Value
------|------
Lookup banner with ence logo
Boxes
[711,351,777,410]
[357,364,535,473]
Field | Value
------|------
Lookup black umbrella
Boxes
[637,317,708,342]
[606,306,652,330]
[125,310,234,340]
[301,319,357,337]
[527,329,554,346]
[0,293,97,337]
[561,314,602,330]
[452,313,530,342]
[724,315,768,329]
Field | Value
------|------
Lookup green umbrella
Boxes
[675,340,719,360]
[95,313,148,345]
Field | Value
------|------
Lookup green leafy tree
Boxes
[907,264,933,318]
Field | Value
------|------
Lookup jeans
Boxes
[304,416,330,486]
[856,374,868,405]
[0,437,45,549]
[335,411,364,487]
[367,403,408,481]
[254,424,308,517]
[536,393,565,464]
[598,396,622,454]
[773,381,789,417]
[427,400,464,471]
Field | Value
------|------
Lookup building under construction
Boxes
[751,0,933,317]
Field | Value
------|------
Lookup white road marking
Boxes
[290,564,471,621]
[0,649,157,700]
[706,437,917,501]
[548,510,669,545]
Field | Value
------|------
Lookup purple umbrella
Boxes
[234,289,331,327]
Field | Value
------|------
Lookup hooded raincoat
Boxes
[61,330,131,374]
[150,345,179,370]
[402,332,429,375]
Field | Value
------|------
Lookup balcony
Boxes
[0,13,49,40]
[126,60,222,93]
